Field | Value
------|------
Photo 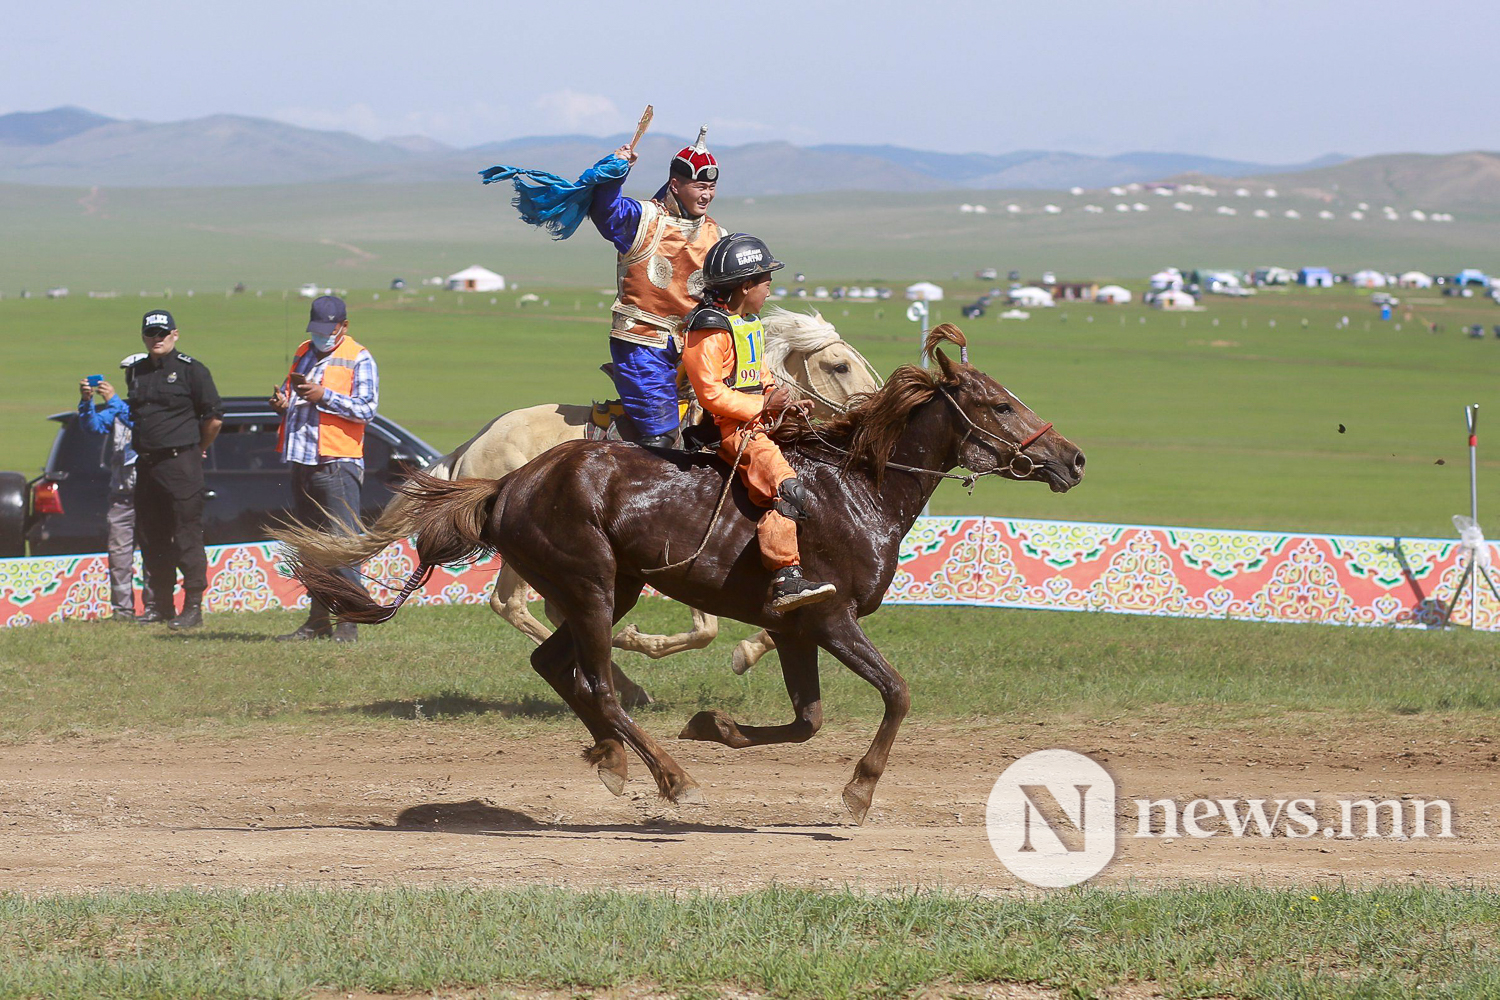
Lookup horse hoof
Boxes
[731,643,754,675]
[673,781,704,805]
[583,742,628,795]
[678,710,742,747]
[842,783,872,825]
[620,686,654,710]
[597,766,627,797]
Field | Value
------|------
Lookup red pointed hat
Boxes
[671,125,718,182]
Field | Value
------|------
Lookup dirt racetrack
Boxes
[2,719,1495,893]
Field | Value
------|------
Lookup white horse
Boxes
[308,308,882,701]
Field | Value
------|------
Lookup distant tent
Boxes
[446,265,506,292]
[1148,269,1183,292]
[1095,284,1133,304]
[1398,271,1433,288]
[1299,266,1334,288]
[905,281,945,301]
[1150,290,1197,310]
[1454,268,1491,287]
[1349,269,1388,289]
[1008,286,1055,308]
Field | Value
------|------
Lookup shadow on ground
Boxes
[329,692,573,720]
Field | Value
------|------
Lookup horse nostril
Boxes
[1073,451,1086,473]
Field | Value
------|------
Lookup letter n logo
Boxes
[987,749,1116,887]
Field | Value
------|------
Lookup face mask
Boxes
[310,331,337,352]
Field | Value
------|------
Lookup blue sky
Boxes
[4,0,1495,161]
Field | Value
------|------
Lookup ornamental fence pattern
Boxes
[1,518,1492,630]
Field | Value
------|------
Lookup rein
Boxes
[792,387,1051,493]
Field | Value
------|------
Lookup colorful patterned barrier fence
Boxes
[2,518,1493,630]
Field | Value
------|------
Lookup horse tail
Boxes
[271,454,457,570]
[287,471,505,626]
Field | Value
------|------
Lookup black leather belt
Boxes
[138,445,194,460]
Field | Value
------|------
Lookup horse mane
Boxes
[774,323,969,484]
[762,307,841,392]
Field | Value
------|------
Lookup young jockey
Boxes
[681,233,837,612]
[589,127,726,447]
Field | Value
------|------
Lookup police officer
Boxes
[126,309,223,629]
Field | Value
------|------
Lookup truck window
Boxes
[209,421,282,472]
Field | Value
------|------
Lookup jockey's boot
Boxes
[768,565,837,612]
[638,432,676,449]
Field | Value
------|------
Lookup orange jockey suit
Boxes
[683,309,802,570]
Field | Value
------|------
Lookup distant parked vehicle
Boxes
[45,287,69,299]
[7,398,442,556]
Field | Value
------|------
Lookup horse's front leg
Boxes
[612,607,720,658]
[731,629,777,674]
[815,611,909,825]
[680,633,820,748]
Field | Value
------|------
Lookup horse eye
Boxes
[995,402,1013,414]
[832,363,851,374]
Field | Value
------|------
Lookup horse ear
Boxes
[933,347,961,383]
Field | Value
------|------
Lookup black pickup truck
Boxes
[1,398,444,556]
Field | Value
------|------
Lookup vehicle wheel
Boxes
[0,472,25,557]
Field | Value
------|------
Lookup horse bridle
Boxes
[937,387,1052,482]
[791,384,1052,494]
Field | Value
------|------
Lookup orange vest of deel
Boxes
[278,335,368,458]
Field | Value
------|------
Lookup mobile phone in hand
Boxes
[87,375,104,387]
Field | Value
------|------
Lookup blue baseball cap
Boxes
[306,295,347,335]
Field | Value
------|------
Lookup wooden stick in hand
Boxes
[627,105,654,154]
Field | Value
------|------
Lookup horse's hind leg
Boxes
[529,624,630,795]
[680,634,821,749]
[815,611,910,825]
[492,562,654,710]
[612,607,720,659]
[490,563,551,642]
[731,629,778,675]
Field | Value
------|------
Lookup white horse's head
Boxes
[762,307,883,420]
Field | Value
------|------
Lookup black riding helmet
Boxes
[703,233,785,290]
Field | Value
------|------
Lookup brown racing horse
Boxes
[289,325,1084,822]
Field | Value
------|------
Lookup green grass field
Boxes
[3,601,1496,742]
[7,283,1500,536]
[4,180,1499,291]
[4,883,1496,999]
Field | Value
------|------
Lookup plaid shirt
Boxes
[280,342,379,470]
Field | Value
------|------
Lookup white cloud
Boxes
[532,90,622,133]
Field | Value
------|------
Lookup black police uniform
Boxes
[126,344,222,617]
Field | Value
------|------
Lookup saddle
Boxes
[589,363,721,450]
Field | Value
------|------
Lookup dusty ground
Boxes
[1,719,1495,893]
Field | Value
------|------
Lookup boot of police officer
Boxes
[126,309,223,629]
